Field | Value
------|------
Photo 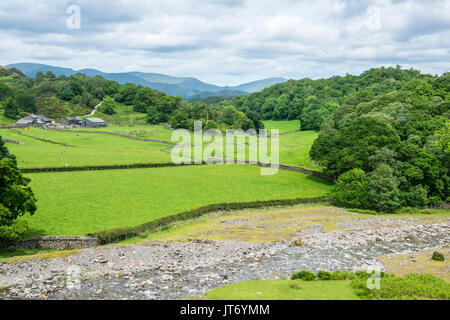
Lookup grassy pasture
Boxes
[70,123,175,142]
[263,120,300,133]
[1,124,320,170]
[197,279,360,300]
[197,272,450,300]
[21,165,333,236]
[0,128,172,168]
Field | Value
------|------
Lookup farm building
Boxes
[15,119,34,127]
[16,114,51,127]
[83,118,107,128]
[63,117,83,126]
[36,115,51,124]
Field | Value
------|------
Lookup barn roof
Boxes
[16,119,33,125]
[85,118,106,123]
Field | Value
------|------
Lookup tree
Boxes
[0,138,37,240]
[334,168,367,208]
[0,83,12,100]
[58,85,75,101]
[45,71,56,79]
[3,97,19,119]
[99,96,116,115]
[115,83,138,106]
[15,90,37,113]
[365,164,401,212]
[146,105,162,123]
[133,87,155,113]
[221,106,237,126]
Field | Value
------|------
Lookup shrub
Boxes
[291,270,317,281]
[351,273,450,300]
[290,239,303,247]
[348,208,378,215]
[330,270,350,280]
[431,251,445,261]
[317,270,332,280]
[289,282,302,290]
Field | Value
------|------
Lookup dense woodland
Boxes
[214,66,449,211]
[223,66,430,130]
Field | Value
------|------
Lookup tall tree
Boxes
[0,137,37,240]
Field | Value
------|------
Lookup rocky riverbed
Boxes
[0,213,449,300]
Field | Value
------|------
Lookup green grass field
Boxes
[0,128,172,168]
[198,273,450,300]
[198,279,360,300]
[1,121,329,238]
[263,120,300,133]
[1,123,320,169]
[70,123,175,142]
[21,164,332,236]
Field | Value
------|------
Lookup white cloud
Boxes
[0,0,449,85]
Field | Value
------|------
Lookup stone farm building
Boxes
[62,117,83,127]
[15,114,51,127]
[83,118,107,128]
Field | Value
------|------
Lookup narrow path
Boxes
[81,102,102,117]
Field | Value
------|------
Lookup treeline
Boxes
[309,73,450,211]
[222,66,425,130]
[114,83,262,131]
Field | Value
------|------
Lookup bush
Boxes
[431,251,445,261]
[291,270,317,281]
[0,220,28,240]
[351,273,450,300]
[289,282,302,290]
[348,208,378,215]
[317,270,332,280]
[330,270,350,280]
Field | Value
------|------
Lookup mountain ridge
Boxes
[6,63,288,99]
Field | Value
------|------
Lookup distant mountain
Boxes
[232,78,288,93]
[6,63,287,99]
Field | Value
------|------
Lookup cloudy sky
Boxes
[1,0,449,85]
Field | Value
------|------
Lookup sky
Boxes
[0,0,449,86]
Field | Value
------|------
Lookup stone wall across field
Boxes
[15,236,100,250]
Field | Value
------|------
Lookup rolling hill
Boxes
[6,63,287,99]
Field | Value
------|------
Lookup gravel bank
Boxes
[0,216,448,300]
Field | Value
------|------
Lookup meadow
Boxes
[0,120,331,238]
[197,273,450,300]
[197,279,360,300]
[263,120,300,133]
[0,128,172,168]
[21,165,333,236]
[0,121,320,169]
